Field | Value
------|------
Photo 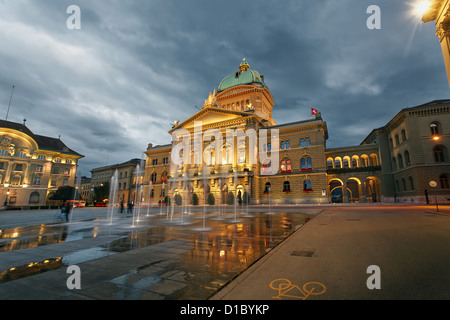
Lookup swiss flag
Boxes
[311,108,319,116]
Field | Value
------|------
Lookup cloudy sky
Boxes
[0,0,448,176]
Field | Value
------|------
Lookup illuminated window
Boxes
[281,159,292,173]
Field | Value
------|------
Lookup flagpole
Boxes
[5,85,15,121]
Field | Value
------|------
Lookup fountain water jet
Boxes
[108,169,119,225]
[132,160,144,227]
[228,169,242,224]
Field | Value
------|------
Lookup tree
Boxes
[49,186,80,204]
[164,195,170,206]
[192,193,199,206]
[174,193,182,205]
[226,191,234,205]
[93,182,109,204]
[207,193,215,205]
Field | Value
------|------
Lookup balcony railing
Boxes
[326,165,381,174]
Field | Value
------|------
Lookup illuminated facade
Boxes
[143,60,450,205]
[422,0,450,86]
[90,158,144,205]
[0,119,83,208]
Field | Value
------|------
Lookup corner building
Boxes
[144,60,450,205]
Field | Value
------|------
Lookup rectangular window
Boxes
[36,165,43,173]
[14,164,23,171]
[33,176,41,185]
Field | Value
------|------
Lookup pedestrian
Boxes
[66,202,73,222]
[120,200,124,214]
[60,202,68,222]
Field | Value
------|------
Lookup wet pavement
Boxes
[0,206,318,300]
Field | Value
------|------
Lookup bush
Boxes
[207,193,215,205]
[192,193,199,206]
[226,191,234,205]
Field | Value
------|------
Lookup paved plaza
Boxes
[0,204,449,300]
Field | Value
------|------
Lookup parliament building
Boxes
[143,59,450,206]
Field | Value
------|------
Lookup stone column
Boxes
[423,1,450,87]
[343,183,349,203]
[436,21,450,87]
[360,181,367,203]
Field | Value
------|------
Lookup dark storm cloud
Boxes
[0,0,448,176]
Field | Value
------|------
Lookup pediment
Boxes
[169,108,253,133]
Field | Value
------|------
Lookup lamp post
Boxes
[4,190,10,208]
[429,180,439,213]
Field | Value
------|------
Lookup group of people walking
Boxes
[56,200,134,224]
[119,200,134,214]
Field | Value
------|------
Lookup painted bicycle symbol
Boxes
[270,278,326,300]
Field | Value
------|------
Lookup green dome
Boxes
[218,59,267,92]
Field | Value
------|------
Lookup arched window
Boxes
[409,176,415,190]
[370,154,378,166]
[301,157,312,171]
[283,181,291,192]
[334,158,342,169]
[430,122,440,135]
[434,146,445,163]
[303,180,312,192]
[392,157,397,171]
[395,180,400,192]
[402,178,407,191]
[264,182,271,194]
[343,158,349,168]
[440,174,449,189]
[404,150,411,166]
[395,134,400,145]
[281,159,292,173]
[29,192,40,204]
[401,129,407,142]
[398,154,404,169]
[327,159,334,169]
[150,172,157,183]
[281,141,285,150]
